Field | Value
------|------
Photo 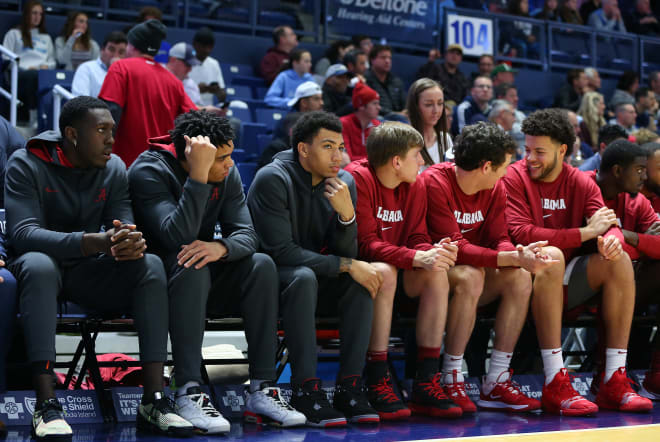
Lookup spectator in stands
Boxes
[248,111,381,426]
[472,54,495,81]
[494,83,526,134]
[578,91,606,149]
[365,44,407,119]
[289,81,324,113]
[343,49,368,82]
[632,128,660,144]
[588,0,627,33]
[649,71,660,103]
[560,0,584,24]
[99,19,196,167]
[322,64,353,116]
[533,0,560,20]
[489,99,517,132]
[451,76,493,136]
[417,44,470,105]
[446,100,456,133]
[2,0,55,127]
[264,48,313,109]
[341,82,380,161]
[406,78,454,170]
[553,68,587,111]
[258,112,302,169]
[503,0,540,59]
[189,27,227,107]
[634,87,658,132]
[351,35,373,59]
[590,141,660,401]
[580,124,628,171]
[503,108,652,415]
[315,40,353,77]
[628,0,660,35]
[565,109,593,163]
[641,142,660,214]
[71,31,127,98]
[55,11,99,71]
[165,42,201,103]
[5,96,197,440]
[259,25,298,86]
[580,0,600,24]
[491,63,517,87]
[128,111,306,432]
[584,67,602,92]
[610,103,638,133]
[610,70,639,110]
[345,122,461,420]
[424,122,555,415]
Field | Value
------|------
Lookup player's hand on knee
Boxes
[597,235,623,261]
[517,241,560,273]
[177,240,228,269]
[348,259,383,299]
[111,231,147,261]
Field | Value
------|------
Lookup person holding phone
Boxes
[55,11,99,70]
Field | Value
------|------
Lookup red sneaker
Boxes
[542,368,598,416]
[639,367,660,400]
[477,370,541,412]
[596,367,653,412]
[409,373,463,418]
[442,369,477,413]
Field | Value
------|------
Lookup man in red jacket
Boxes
[423,122,558,414]
[340,82,380,161]
[259,25,298,86]
[503,108,652,414]
[590,139,660,400]
[346,122,462,420]
[641,142,660,216]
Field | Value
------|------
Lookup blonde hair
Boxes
[578,91,605,148]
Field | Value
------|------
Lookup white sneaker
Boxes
[245,384,307,427]
[32,398,73,440]
[137,392,194,437]
[175,386,230,434]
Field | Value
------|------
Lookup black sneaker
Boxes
[1,418,7,439]
[332,375,380,424]
[137,392,194,437]
[289,378,347,428]
[32,398,72,440]
[367,373,411,420]
[409,373,463,418]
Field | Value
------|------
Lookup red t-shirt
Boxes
[503,160,621,261]
[641,186,660,218]
[340,113,380,161]
[423,163,515,268]
[99,57,196,167]
[345,159,433,269]
[587,171,660,260]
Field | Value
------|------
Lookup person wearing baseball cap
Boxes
[416,43,469,104]
[323,64,354,116]
[340,82,381,161]
[288,81,324,112]
[166,42,204,105]
[491,63,517,87]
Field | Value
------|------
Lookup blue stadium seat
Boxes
[240,123,269,157]
[258,10,297,28]
[37,70,74,132]
[254,86,269,100]
[256,133,273,156]
[225,85,252,101]
[255,108,286,132]
[236,162,258,190]
[222,63,255,78]
[226,107,252,123]
[231,148,248,163]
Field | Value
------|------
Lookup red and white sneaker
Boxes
[442,369,477,413]
[639,368,660,400]
[477,370,541,412]
[541,368,598,416]
[595,367,653,412]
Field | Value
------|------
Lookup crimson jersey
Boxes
[503,160,621,261]
[423,163,515,268]
[99,56,196,167]
[345,159,433,270]
[586,171,660,260]
[641,186,660,218]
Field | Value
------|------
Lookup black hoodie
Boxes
[127,135,257,260]
[247,149,357,277]
[4,130,133,261]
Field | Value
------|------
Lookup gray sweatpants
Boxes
[278,267,374,387]
[10,252,169,363]
[165,253,279,385]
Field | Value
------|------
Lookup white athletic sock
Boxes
[541,348,564,386]
[604,348,627,383]
[176,381,200,397]
[483,349,513,393]
[250,379,270,393]
[442,353,464,383]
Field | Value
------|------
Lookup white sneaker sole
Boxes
[244,410,306,427]
[476,399,533,411]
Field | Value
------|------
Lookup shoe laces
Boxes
[556,369,580,397]
[496,370,522,396]
[36,399,65,423]
[154,395,181,416]
[189,392,221,417]
[370,375,400,404]
[301,381,332,408]
[419,373,449,400]
[264,387,296,412]
[445,369,467,397]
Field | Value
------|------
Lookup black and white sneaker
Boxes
[32,398,72,440]
[333,375,380,424]
[244,382,306,427]
[137,392,194,437]
[289,378,347,428]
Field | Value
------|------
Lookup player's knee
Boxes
[452,266,485,301]
[372,262,397,299]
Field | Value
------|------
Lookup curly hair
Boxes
[170,111,235,159]
[406,78,450,166]
[454,122,517,171]
[290,111,342,160]
[522,108,575,156]
[59,96,109,132]
[577,92,605,149]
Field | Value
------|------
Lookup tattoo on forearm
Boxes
[340,257,352,272]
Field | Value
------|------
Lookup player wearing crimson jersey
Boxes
[641,142,660,217]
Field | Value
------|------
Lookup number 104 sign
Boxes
[446,14,493,57]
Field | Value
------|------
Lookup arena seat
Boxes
[255,108,286,133]
[226,106,252,123]
[235,162,257,190]
[225,85,253,102]
[240,122,269,156]
[256,133,273,156]
[37,69,74,132]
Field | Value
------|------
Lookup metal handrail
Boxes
[0,44,19,126]
[52,84,74,131]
